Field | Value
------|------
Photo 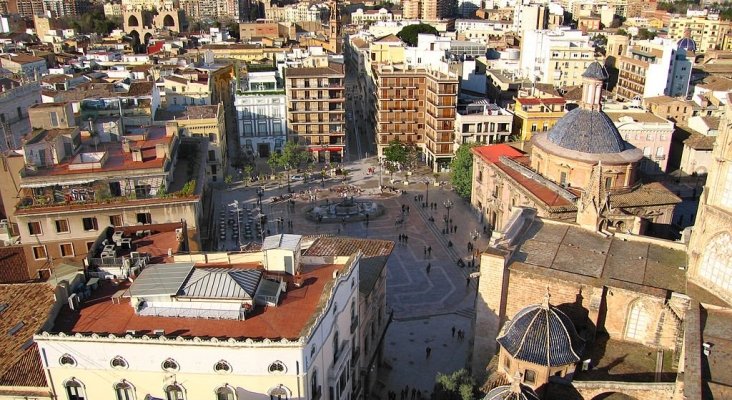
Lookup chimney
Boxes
[131,146,142,162]
[122,139,130,153]
[165,121,177,137]
[155,143,168,159]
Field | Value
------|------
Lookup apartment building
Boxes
[519,29,596,87]
[372,64,458,172]
[265,2,328,23]
[668,14,731,52]
[351,8,395,25]
[615,39,692,101]
[0,77,41,150]
[399,0,450,20]
[511,96,566,142]
[235,70,287,158]
[0,53,48,77]
[643,95,695,124]
[285,63,346,162]
[35,235,394,400]
[2,102,207,272]
[155,104,227,182]
[605,108,675,174]
[454,100,513,147]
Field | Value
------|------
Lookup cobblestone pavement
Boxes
[212,157,494,398]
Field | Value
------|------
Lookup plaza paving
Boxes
[212,157,493,398]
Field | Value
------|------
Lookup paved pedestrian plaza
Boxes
[213,158,494,398]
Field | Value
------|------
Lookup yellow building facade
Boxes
[511,97,567,142]
[668,16,731,52]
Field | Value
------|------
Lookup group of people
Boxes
[388,386,426,400]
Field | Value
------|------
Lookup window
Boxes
[55,219,69,233]
[268,361,286,373]
[27,221,42,235]
[503,356,510,370]
[59,354,77,366]
[698,232,732,298]
[216,386,235,400]
[165,384,184,400]
[111,356,128,369]
[523,369,536,384]
[50,111,59,127]
[162,358,179,371]
[115,381,134,400]
[332,331,340,363]
[626,300,651,341]
[32,245,47,260]
[560,172,567,186]
[110,215,123,227]
[136,212,152,224]
[86,241,94,251]
[214,360,231,373]
[60,243,74,257]
[65,379,85,400]
[605,177,612,189]
[81,217,98,231]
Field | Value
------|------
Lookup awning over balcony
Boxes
[307,147,343,152]
[20,178,96,189]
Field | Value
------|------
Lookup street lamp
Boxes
[425,179,429,208]
[228,200,242,248]
[443,199,453,234]
[257,187,264,207]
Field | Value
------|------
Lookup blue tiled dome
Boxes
[677,38,697,52]
[483,384,540,400]
[547,108,628,154]
[581,61,609,80]
[497,303,585,367]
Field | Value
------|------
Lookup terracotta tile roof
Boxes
[303,237,394,257]
[0,247,32,283]
[0,343,48,388]
[517,97,566,105]
[0,283,56,386]
[374,34,402,43]
[698,75,732,91]
[609,182,682,208]
[286,63,345,77]
[50,262,347,340]
[684,132,716,150]
[472,143,524,164]
[156,105,220,121]
[494,158,574,208]
[2,54,44,64]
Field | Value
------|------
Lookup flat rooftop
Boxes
[701,307,732,398]
[509,219,687,296]
[156,105,220,121]
[574,335,676,382]
[20,125,169,180]
[51,262,346,340]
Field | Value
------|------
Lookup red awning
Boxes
[307,147,343,152]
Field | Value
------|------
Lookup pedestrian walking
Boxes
[424,246,427,257]
[426,346,432,358]
[404,235,409,243]
[466,277,470,287]
[407,205,410,213]
[426,263,431,274]
[451,326,456,337]
[428,246,432,256]
[411,388,416,400]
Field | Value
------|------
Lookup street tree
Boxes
[269,141,309,191]
[450,143,478,199]
[396,23,439,46]
[433,369,476,400]
[383,140,416,181]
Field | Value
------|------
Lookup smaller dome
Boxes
[497,302,585,367]
[546,108,628,154]
[677,37,697,52]
[483,383,540,400]
[582,61,608,80]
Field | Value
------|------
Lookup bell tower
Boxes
[328,0,342,53]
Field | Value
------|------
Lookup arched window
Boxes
[111,356,128,369]
[59,354,77,367]
[165,384,185,400]
[332,331,340,363]
[698,232,732,299]
[114,381,135,400]
[268,360,286,374]
[269,385,289,400]
[625,300,651,342]
[65,379,85,400]
[162,358,179,372]
[214,360,232,373]
[216,386,236,400]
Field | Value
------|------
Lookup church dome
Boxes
[497,302,585,367]
[677,37,697,52]
[582,61,609,80]
[546,108,628,154]
[483,383,540,400]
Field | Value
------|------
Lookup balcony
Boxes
[350,315,359,334]
[329,339,351,380]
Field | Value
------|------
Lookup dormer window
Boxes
[162,358,179,372]
[214,360,232,373]
[59,354,76,367]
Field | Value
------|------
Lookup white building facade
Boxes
[519,28,595,87]
[235,71,287,158]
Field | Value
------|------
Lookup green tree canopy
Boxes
[64,10,120,35]
[434,369,476,400]
[383,140,417,177]
[396,23,439,47]
[269,141,309,172]
[450,143,477,200]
